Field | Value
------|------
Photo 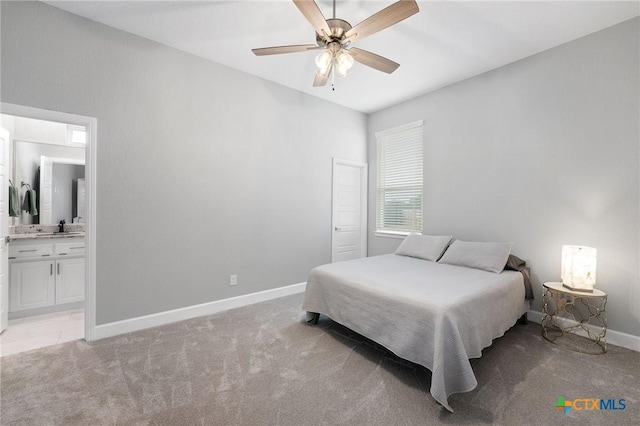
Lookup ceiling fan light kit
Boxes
[315,42,354,78]
[252,0,419,89]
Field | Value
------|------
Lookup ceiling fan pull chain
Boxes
[332,65,336,91]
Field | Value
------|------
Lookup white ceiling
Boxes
[45,1,639,114]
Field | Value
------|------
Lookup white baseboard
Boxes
[94,282,306,340]
[93,292,639,352]
[527,310,640,353]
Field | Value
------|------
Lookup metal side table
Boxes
[541,281,607,354]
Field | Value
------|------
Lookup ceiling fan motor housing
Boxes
[316,18,352,47]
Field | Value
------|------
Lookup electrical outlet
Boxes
[229,274,237,286]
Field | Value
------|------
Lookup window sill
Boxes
[374,231,419,239]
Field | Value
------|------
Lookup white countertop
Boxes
[7,232,85,242]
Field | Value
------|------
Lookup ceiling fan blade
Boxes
[345,0,419,43]
[252,44,322,56]
[350,47,399,74]
[293,0,332,40]
[313,73,328,87]
[313,63,333,87]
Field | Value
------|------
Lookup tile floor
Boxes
[0,309,84,357]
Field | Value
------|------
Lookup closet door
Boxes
[331,159,367,263]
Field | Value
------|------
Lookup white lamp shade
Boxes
[561,245,597,291]
[334,50,354,77]
[315,50,333,74]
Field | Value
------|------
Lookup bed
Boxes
[302,237,532,412]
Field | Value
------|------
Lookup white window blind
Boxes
[375,120,423,234]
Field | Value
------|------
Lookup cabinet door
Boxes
[9,261,55,311]
[56,258,85,304]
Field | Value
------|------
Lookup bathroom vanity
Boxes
[7,226,85,318]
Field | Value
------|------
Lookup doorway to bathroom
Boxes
[0,103,96,356]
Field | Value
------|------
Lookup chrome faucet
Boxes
[58,220,65,233]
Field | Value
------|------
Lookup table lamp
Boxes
[561,245,597,292]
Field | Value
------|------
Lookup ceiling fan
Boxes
[252,0,419,88]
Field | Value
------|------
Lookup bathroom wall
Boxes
[11,116,66,145]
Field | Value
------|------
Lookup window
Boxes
[375,120,424,235]
[66,125,86,146]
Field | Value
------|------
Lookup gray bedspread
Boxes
[302,254,529,411]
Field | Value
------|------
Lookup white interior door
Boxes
[331,159,367,262]
[39,155,53,224]
[0,128,9,333]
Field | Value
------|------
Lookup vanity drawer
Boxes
[55,241,86,255]
[9,243,54,259]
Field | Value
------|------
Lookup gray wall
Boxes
[368,18,640,337]
[1,1,367,324]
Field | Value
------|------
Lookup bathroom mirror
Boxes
[13,140,85,225]
[39,156,86,225]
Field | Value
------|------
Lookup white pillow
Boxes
[395,234,453,261]
[438,240,513,273]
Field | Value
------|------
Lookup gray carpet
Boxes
[1,293,638,425]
